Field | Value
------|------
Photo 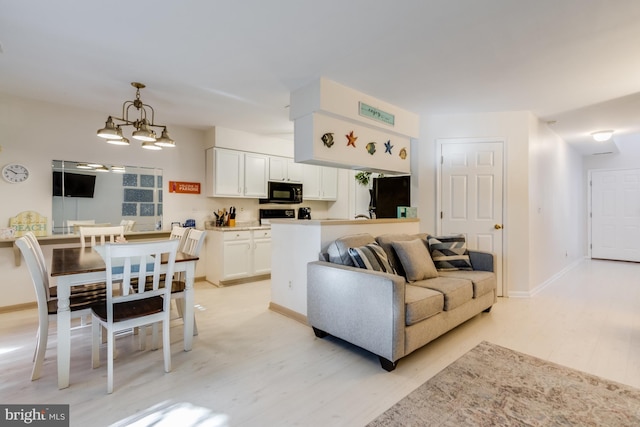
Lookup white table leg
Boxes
[56,279,71,389]
[183,262,195,351]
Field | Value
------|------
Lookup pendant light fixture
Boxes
[96,82,175,149]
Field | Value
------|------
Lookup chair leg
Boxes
[176,297,198,336]
[92,319,101,369]
[162,320,171,373]
[151,324,159,350]
[107,327,114,394]
[31,317,48,381]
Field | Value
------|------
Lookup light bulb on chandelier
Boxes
[96,82,175,149]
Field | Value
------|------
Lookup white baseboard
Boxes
[508,257,585,298]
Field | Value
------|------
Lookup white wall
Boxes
[581,135,640,258]
[417,111,586,296]
[528,117,585,294]
[419,111,532,294]
[0,92,208,307]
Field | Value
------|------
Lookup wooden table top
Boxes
[50,246,198,277]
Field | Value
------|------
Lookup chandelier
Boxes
[96,82,175,150]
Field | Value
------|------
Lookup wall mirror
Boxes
[52,160,163,235]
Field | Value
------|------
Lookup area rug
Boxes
[367,341,640,426]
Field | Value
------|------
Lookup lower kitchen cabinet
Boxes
[206,228,272,285]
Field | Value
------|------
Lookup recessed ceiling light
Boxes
[591,130,614,142]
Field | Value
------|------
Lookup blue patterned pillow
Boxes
[427,235,473,271]
[348,243,396,274]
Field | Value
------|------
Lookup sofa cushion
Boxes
[438,270,496,298]
[391,239,438,282]
[348,243,395,274]
[327,233,376,266]
[427,235,473,271]
[376,233,423,277]
[412,276,473,311]
[405,285,444,326]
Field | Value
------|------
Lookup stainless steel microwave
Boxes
[259,181,303,204]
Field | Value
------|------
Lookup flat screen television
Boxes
[52,171,97,198]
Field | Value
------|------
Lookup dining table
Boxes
[50,245,198,389]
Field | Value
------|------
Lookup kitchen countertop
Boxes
[268,218,419,226]
[205,225,271,232]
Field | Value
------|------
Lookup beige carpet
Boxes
[367,341,640,426]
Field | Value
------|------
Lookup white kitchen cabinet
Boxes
[206,148,268,198]
[269,156,303,183]
[252,229,272,275]
[205,228,272,285]
[302,165,338,201]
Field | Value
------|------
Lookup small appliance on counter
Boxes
[259,208,295,225]
[183,219,196,228]
[297,207,311,220]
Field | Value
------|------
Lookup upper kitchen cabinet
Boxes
[268,156,303,183]
[206,148,268,198]
[302,165,338,201]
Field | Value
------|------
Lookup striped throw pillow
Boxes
[427,235,473,271]
[348,243,396,274]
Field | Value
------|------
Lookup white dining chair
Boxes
[119,220,136,233]
[79,225,125,248]
[173,229,205,334]
[66,219,96,235]
[169,225,189,249]
[91,239,179,393]
[23,231,106,326]
[16,236,106,381]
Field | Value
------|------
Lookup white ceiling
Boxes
[1,0,639,155]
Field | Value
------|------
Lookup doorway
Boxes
[437,139,505,296]
[590,168,640,262]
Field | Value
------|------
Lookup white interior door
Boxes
[591,169,640,262]
[439,140,504,296]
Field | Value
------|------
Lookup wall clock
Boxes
[2,163,30,183]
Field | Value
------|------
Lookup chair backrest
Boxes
[15,237,50,318]
[22,231,49,294]
[67,219,96,235]
[119,220,136,233]
[169,226,189,250]
[80,225,125,248]
[100,239,180,323]
[182,229,206,256]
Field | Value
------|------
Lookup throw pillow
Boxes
[427,234,473,271]
[391,239,438,282]
[348,243,395,274]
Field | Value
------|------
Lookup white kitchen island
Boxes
[269,218,419,322]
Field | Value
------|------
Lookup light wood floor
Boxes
[1,258,639,426]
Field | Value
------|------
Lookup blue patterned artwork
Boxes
[122,203,137,216]
[123,174,138,187]
[140,174,155,188]
[124,189,154,203]
[140,203,155,217]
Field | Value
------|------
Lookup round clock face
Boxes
[2,163,30,183]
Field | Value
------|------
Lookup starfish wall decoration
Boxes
[346,131,358,147]
[384,140,393,154]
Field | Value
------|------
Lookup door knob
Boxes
[494,224,503,230]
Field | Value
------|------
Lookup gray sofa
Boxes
[307,232,497,371]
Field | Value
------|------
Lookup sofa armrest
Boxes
[468,250,495,272]
[307,261,406,362]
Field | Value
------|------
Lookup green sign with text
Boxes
[359,102,395,126]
